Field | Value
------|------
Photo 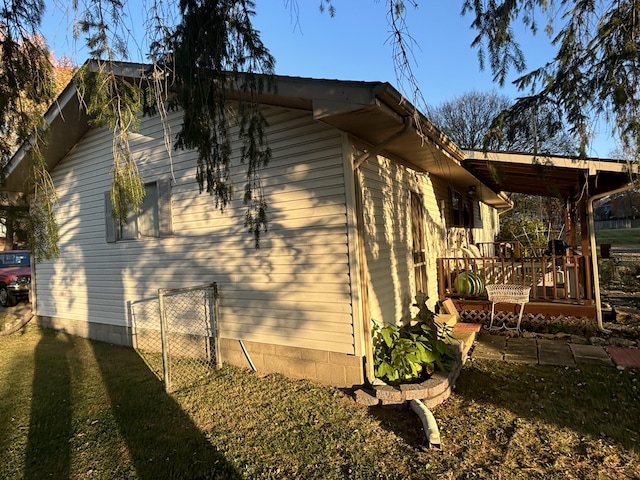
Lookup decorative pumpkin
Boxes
[453,271,485,295]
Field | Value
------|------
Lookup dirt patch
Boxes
[0,303,34,336]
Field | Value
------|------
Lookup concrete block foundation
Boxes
[36,316,365,388]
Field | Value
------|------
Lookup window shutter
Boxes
[157,178,173,237]
[105,191,116,243]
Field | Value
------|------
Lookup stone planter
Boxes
[354,340,465,409]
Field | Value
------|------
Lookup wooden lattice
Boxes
[459,310,595,332]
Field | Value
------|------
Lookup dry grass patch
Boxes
[402,359,640,479]
[1,325,638,479]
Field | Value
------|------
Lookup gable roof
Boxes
[3,61,510,208]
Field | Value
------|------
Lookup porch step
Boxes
[452,322,482,333]
[451,323,482,362]
[435,312,458,328]
[438,298,482,362]
[451,329,477,363]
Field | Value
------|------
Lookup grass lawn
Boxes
[594,227,640,246]
[0,313,11,331]
[1,325,639,479]
[0,310,20,331]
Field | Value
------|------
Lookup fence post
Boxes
[212,283,222,369]
[157,288,171,393]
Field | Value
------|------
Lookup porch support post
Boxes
[579,197,590,256]
[579,197,593,305]
[565,200,576,247]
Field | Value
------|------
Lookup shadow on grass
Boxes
[90,340,241,479]
[453,361,640,451]
[368,405,428,451]
[366,360,639,457]
[24,331,73,479]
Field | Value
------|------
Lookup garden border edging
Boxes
[354,339,466,409]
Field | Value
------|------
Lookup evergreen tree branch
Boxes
[28,129,60,261]
[162,0,275,246]
[74,0,146,224]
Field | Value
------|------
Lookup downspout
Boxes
[588,183,636,333]
[410,399,442,448]
[352,117,412,384]
[498,203,514,217]
[496,192,515,217]
[488,195,514,256]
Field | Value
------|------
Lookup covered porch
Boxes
[437,151,635,322]
[438,241,596,318]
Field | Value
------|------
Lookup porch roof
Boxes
[462,150,634,200]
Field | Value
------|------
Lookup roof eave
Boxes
[3,63,508,210]
[4,79,91,193]
[463,149,635,200]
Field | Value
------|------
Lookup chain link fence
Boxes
[130,296,164,380]
[131,283,221,392]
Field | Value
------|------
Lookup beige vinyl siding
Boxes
[357,154,414,325]
[36,106,357,354]
[428,173,499,248]
[358,151,489,324]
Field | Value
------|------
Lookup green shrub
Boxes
[496,216,548,246]
[372,308,456,384]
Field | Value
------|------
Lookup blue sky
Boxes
[41,0,617,157]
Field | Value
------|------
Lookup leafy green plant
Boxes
[496,215,549,249]
[373,309,456,384]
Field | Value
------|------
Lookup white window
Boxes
[106,179,172,242]
[450,189,473,228]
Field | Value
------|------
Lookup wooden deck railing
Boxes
[476,241,551,258]
[437,254,593,304]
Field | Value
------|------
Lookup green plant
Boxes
[496,215,548,247]
[373,310,456,384]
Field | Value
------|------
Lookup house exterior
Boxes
[4,62,509,387]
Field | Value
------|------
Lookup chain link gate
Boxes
[130,296,164,380]
[157,283,221,392]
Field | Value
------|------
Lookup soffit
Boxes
[317,103,512,208]
[4,83,91,192]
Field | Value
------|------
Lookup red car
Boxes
[0,250,31,307]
